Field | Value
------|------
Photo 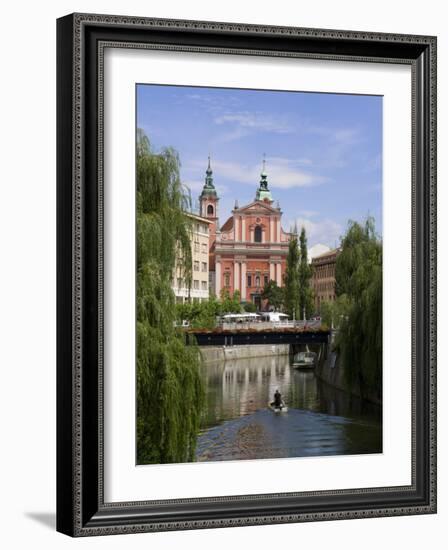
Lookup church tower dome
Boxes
[200,156,217,199]
[199,156,219,273]
[255,155,273,203]
[199,156,219,219]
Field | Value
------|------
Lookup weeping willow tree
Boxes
[136,129,204,465]
[334,217,382,401]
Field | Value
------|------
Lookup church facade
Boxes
[199,158,292,309]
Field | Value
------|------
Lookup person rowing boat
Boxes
[273,389,283,408]
[269,389,287,412]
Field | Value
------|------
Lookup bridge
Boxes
[187,328,330,347]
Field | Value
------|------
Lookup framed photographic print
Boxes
[56,13,437,536]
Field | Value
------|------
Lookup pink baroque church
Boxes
[199,157,292,309]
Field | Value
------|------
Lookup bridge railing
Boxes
[217,320,322,331]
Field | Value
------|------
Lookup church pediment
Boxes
[236,201,278,215]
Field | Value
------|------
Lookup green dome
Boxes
[255,157,273,202]
[256,187,273,201]
[200,156,217,198]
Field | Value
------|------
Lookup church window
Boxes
[224,272,230,288]
[255,275,260,287]
[254,225,262,243]
[247,275,252,287]
[207,204,214,216]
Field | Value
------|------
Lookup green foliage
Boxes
[319,300,334,329]
[334,218,382,401]
[243,301,257,313]
[284,228,300,319]
[320,295,351,330]
[176,297,222,329]
[298,227,314,319]
[175,291,242,329]
[284,225,313,319]
[136,129,204,464]
[220,289,242,314]
[261,280,284,311]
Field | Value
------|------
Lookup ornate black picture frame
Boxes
[57,13,437,536]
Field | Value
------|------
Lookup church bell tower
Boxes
[199,156,219,241]
[199,156,219,274]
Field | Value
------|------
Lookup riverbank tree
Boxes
[262,280,284,311]
[333,218,382,401]
[284,228,300,319]
[220,289,242,314]
[136,129,204,464]
[284,225,314,320]
[298,227,314,319]
[175,290,242,329]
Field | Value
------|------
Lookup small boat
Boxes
[268,403,288,413]
[292,351,316,369]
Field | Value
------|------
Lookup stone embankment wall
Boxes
[199,344,289,364]
[315,348,381,406]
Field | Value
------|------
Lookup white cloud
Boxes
[183,179,229,195]
[269,155,313,166]
[333,128,360,145]
[182,180,204,193]
[217,126,251,143]
[222,158,326,189]
[298,209,319,218]
[287,216,343,249]
[178,92,243,112]
[214,111,293,135]
[186,157,327,190]
[301,125,363,169]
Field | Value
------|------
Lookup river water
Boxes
[196,353,382,462]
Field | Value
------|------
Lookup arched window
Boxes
[255,275,260,287]
[254,225,262,243]
[207,204,214,216]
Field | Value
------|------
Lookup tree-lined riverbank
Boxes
[196,354,382,462]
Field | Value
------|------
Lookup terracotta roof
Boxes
[220,216,234,232]
[186,212,213,224]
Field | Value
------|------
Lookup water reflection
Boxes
[196,353,382,462]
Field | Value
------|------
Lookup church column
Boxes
[276,262,281,285]
[234,216,239,242]
[270,218,274,242]
[276,218,281,242]
[241,261,247,301]
[216,258,222,297]
[234,262,240,292]
[270,262,275,282]
[241,217,246,242]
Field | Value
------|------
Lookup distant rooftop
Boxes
[311,247,341,262]
[308,243,330,262]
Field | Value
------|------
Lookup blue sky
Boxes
[137,84,382,248]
